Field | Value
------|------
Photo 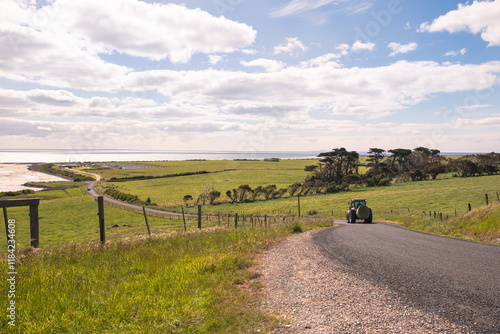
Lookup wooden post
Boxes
[468,203,471,212]
[264,215,267,228]
[297,195,301,217]
[29,202,39,248]
[235,213,238,229]
[485,194,489,205]
[197,205,202,229]
[182,207,187,232]
[497,192,499,202]
[142,207,151,237]
[218,212,221,226]
[455,209,457,217]
[98,196,105,244]
[3,207,9,245]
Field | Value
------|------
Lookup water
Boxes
[0,164,67,192]
[0,149,322,163]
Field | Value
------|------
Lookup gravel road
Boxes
[258,221,500,333]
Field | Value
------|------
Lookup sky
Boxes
[0,0,499,153]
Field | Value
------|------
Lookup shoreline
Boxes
[0,164,68,193]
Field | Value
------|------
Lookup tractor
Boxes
[346,198,373,224]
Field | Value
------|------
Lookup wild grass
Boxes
[0,220,331,333]
[392,202,500,244]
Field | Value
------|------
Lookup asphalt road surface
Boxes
[315,220,500,333]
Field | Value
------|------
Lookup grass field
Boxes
[84,159,317,181]
[1,158,498,333]
[3,183,220,250]
[1,219,331,333]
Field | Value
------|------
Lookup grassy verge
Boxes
[386,202,500,244]
[1,220,331,333]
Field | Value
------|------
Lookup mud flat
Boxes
[0,164,68,192]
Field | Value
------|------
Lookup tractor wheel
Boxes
[364,210,373,224]
[350,211,357,224]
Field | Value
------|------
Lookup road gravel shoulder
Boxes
[256,228,473,333]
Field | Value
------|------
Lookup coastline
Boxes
[0,164,68,192]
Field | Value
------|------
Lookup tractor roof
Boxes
[352,198,367,201]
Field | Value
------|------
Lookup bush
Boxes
[290,222,303,234]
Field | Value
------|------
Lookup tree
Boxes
[263,185,277,199]
[208,190,221,205]
[388,148,412,173]
[309,148,360,185]
[226,189,237,203]
[367,148,386,173]
[236,184,252,202]
[287,182,302,197]
[183,195,193,206]
[251,186,264,200]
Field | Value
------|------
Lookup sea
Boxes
[0,149,322,164]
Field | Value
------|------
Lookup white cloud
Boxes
[242,49,258,55]
[0,0,256,91]
[388,42,418,57]
[444,48,468,57]
[209,55,224,66]
[54,0,257,63]
[241,58,286,72]
[299,53,342,68]
[270,0,374,17]
[351,40,376,52]
[419,0,500,46]
[273,37,308,55]
[125,59,500,119]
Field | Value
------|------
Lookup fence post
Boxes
[235,213,238,229]
[142,207,151,237]
[218,212,221,226]
[3,207,8,245]
[468,203,471,212]
[98,196,105,244]
[182,207,187,232]
[485,194,489,205]
[297,195,301,217]
[197,205,202,230]
[497,192,499,202]
[264,215,267,228]
[29,201,40,248]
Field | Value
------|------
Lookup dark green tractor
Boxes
[346,198,373,224]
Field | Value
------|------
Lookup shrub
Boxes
[290,222,303,234]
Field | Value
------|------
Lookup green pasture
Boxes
[2,184,216,250]
[83,159,316,181]
[97,161,316,208]
[189,173,499,218]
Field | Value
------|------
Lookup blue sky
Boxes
[0,0,499,153]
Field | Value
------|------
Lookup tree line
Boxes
[185,148,499,205]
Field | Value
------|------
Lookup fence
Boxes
[380,192,499,222]
[3,191,498,247]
